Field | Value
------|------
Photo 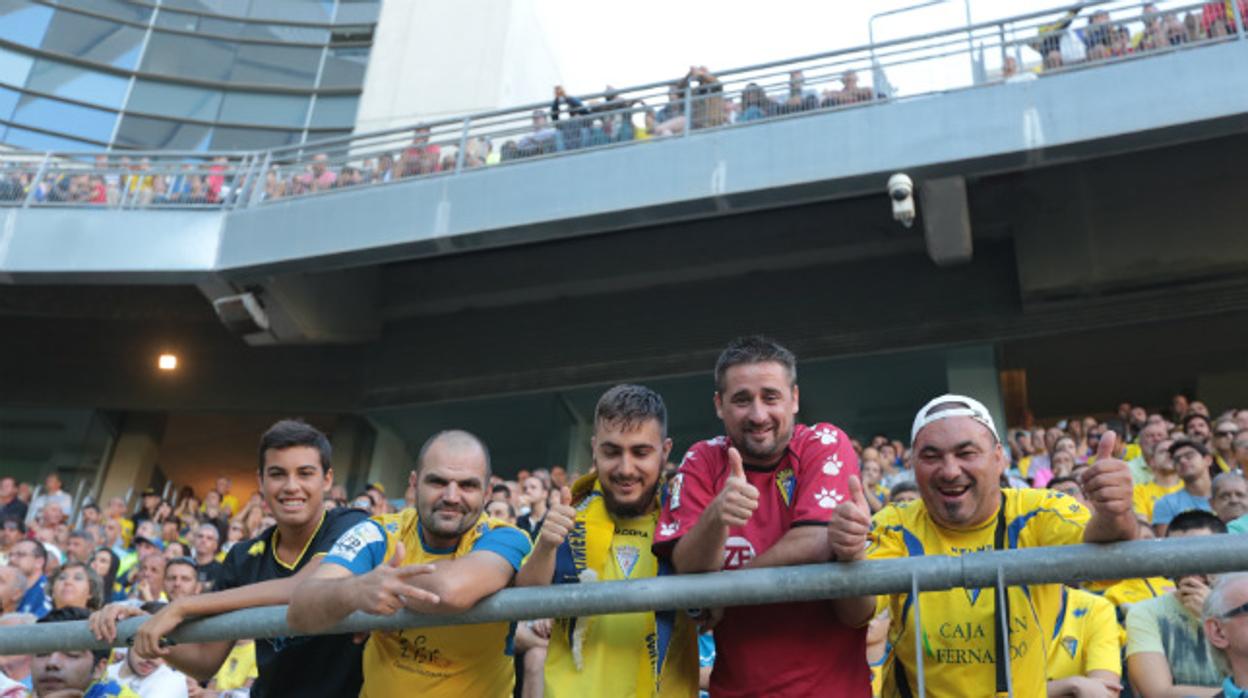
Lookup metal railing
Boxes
[0,0,1241,214]
[0,534,1244,660]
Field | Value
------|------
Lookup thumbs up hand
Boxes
[536,486,577,552]
[711,447,760,528]
[828,476,872,562]
[1079,430,1135,518]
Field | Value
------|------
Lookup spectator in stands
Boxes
[298,154,338,193]
[129,553,166,603]
[550,85,591,151]
[11,540,50,619]
[1213,420,1241,473]
[653,85,689,137]
[1204,572,1248,697]
[0,612,35,690]
[0,521,20,566]
[1154,440,1215,535]
[93,611,190,697]
[191,524,224,593]
[104,497,133,549]
[91,419,369,698]
[1126,510,1226,695]
[861,394,1136,696]
[1046,584,1122,696]
[131,488,161,526]
[738,82,775,122]
[89,548,120,604]
[289,429,532,697]
[676,65,726,131]
[48,561,103,611]
[775,70,818,115]
[1135,437,1182,525]
[519,110,560,156]
[657,336,872,697]
[517,475,549,539]
[0,569,22,616]
[1188,413,1216,449]
[25,474,71,528]
[484,500,515,524]
[1128,420,1170,483]
[32,608,107,697]
[162,559,199,603]
[517,384,699,697]
[1212,472,1248,524]
[889,480,919,504]
[0,480,27,525]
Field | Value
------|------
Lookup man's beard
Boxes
[602,479,660,519]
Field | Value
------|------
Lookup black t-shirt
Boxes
[217,506,367,698]
[195,560,226,592]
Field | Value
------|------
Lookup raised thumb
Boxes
[727,446,746,481]
[1096,430,1117,462]
[388,541,405,568]
[560,486,572,507]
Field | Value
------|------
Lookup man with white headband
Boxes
[829,394,1137,698]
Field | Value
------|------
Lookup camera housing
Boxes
[888,173,915,228]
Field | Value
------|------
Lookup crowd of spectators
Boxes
[0,1,1240,213]
[0,379,1245,695]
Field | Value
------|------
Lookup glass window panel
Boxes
[241,23,328,43]
[320,46,369,88]
[336,1,381,25]
[0,85,20,121]
[162,0,250,16]
[11,94,117,143]
[308,94,356,128]
[218,91,308,127]
[229,43,319,87]
[0,1,54,48]
[0,46,34,88]
[197,17,245,38]
[25,59,127,109]
[56,0,153,24]
[210,125,298,150]
[114,114,211,151]
[245,0,333,24]
[154,9,200,33]
[141,32,235,83]
[3,124,101,151]
[126,80,222,122]
[40,9,145,70]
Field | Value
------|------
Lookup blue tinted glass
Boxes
[0,46,34,88]
[114,114,211,151]
[25,59,128,109]
[141,32,235,83]
[336,1,381,25]
[320,46,368,88]
[218,92,308,127]
[40,9,145,70]
[308,94,357,128]
[0,85,19,121]
[2,124,101,151]
[127,81,222,122]
[209,126,298,150]
[12,95,117,143]
[245,0,333,23]
[0,1,53,48]
[154,10,200,32]
[229,43,319,87]
[55,0,153,24]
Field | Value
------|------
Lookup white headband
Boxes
[911,393,1000,443]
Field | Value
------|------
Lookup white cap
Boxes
[910,393,1000,444]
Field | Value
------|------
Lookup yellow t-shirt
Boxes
[1133,480,1183,524]
[869,489,1090,698]
[324,509,529,698]
[212,640,258,690]
[1122,444,1142,463]
[543,512,698,698]
[1046,587,1121,681]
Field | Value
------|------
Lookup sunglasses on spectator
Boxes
[1221,600,1248,620]
[1217,430,1240,437]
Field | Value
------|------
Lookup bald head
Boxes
[416,430,491,480]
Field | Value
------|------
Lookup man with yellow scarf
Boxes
[515,384,699,698]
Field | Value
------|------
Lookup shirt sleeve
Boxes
[313,508,369,559]
[1028,489,1091,547]
[321,519,389,575]
[214,547,244,592]
[866,506,910,561]
[1151,496,1177,526]
[1124,599,1163,657]
[1084,594,1124,676]
[653,442,720,554]
[791,424,859,525]
[471,526,532,571]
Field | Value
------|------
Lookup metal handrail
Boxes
[0,535,1244,655]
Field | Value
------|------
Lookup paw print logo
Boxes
[811,426,838,446]
[705,436,727,447]
[822,454,843,476]
[659,522,680,537]
[815,488,843,509]
[680,451,696,466]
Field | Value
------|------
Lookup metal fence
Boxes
[1,535,1244,659]
[0,0,1241,213]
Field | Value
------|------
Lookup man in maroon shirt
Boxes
[654,335,874,697]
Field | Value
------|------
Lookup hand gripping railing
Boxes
[0,535,1244,656]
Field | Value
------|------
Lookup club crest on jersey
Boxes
[614,545,641,579]
[1061,636,1078,658]
[666,473,684,510]
[775,468,796,507]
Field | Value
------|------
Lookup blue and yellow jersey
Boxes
[1133,480,1184,524]
[323,509,531,698]
[1046,587,1121,681]
[869,488,1090,698]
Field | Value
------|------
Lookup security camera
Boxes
[888,173,915,228]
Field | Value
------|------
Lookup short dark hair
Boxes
[1184,413,1212,431]
[258,419,332,474]
[714,335,797,393]
[165,558,197,577]
[1048,476,1080,490]
[595,384,668,437]
[17,539,46,562]
[1168,509,1227,535]
[889,480,919,500]
[1169,439,1210,458]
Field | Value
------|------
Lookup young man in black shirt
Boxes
[89,419,368,697]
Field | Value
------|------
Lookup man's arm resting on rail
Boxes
[1126,652,1218,698]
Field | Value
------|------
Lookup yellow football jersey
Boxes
[1046,587,1121,681]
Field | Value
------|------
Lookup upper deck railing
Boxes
[0,0,1241,212]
